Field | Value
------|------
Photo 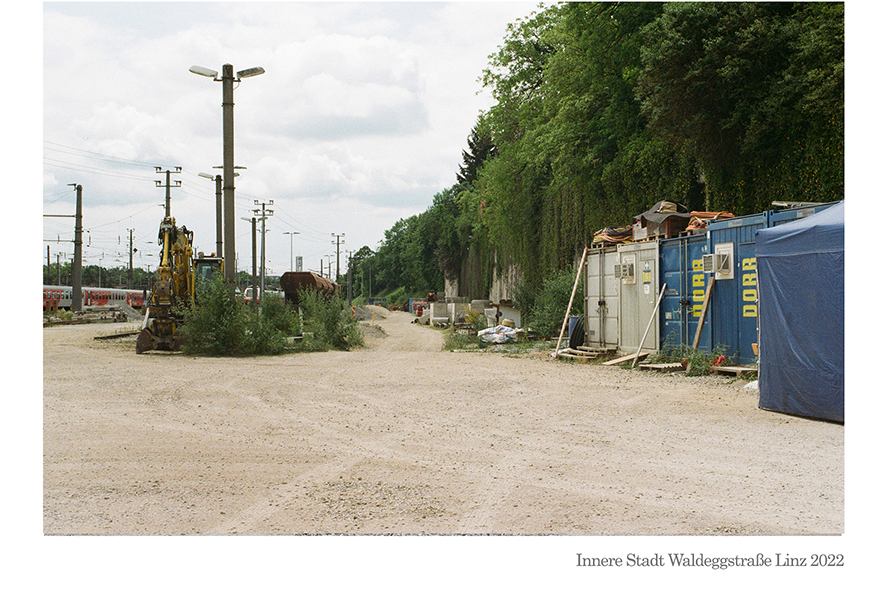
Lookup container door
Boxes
[659,238,684,350]
[585,248,619,348]
[600,248,619,348]
[618,243,659,353]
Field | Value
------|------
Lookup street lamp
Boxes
[283,231,300,272]
[190,63,265,282]
[199,169,240,258]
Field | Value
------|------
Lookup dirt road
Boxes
[43,308,843,535]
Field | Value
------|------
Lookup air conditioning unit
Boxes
[617,255,636,284]
[705,244,734,279]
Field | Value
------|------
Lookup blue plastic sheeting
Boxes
[755,202,844,422]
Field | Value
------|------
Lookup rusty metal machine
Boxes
[136,216,223,353]
[279,271,338,306]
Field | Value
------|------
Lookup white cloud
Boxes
[43,2,537,280]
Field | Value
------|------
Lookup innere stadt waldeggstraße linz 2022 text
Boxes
[576,553,844,570]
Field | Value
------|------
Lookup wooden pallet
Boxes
[574,345,615,355]
[601,351,650,366]
[555,347,605,361]
[639,362,685,372]
[711,365,758,377]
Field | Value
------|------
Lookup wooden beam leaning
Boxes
[632,282,667,368]
[552,246,589,359]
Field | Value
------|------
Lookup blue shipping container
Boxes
[707,212,768,364]
[768,202,839,228]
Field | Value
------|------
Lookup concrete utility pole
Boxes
[284,231,300,272]
[221,64,236,282]
[241,216,258,307]
[127,228,134,289]
[67,184,84,311]
[189,63,264,283]
[204,173,223,257]
[253,200,274,296]
[155,167,181,217]
[331,233,345,282]
[215,174,223,257]
[346,250,355,305]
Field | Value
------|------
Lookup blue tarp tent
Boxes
[755,202,844,422]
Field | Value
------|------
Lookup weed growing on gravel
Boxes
[443,327,482,351]
[647,343,732,376]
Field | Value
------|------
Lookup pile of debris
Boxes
[632,200,736,239]
[477,321,524,344]
[592,225,633,245]
[685,210,735,231]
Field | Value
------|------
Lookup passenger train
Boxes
[43,285,149,311]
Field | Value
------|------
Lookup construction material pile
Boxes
[685,211,735,231]
[592,225,633,245]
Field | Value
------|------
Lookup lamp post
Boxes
[190,63,264,283]
[283,231,299,272]
[198,172,223,257]
[241,216,258,307]
[199,170,240,258]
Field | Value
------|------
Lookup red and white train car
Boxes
[43,285,148,311]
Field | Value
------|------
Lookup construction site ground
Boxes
[43,305,844,538]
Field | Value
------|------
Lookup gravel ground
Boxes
[43,306,843,537]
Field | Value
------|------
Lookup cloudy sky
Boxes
[42,1,536,281]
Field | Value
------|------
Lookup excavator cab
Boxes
[193,254,224,297]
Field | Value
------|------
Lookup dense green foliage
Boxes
[353,2,843,303]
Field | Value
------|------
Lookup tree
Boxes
[457,118,497,186]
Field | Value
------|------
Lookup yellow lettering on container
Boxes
[742,257,757,318]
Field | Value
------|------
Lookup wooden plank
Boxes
[632,283,666,368]
[553,247,589,359]
[574,345,612,354]
[685,278,717,375]
[94,330,141,340]
[603,351,650,366]
[691,278,715,350]
[711,365,758,376]
[639,362,684,372]
[561,347,603,358]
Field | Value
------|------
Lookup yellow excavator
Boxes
[136,216,223,353]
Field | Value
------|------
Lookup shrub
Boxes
[296,288,364,352]
[178,276,249,355]
[526,268,584,337]
[462,305,489,331]
[243,293,302,355]
[385,286,408,310]
[179,277,305,356]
